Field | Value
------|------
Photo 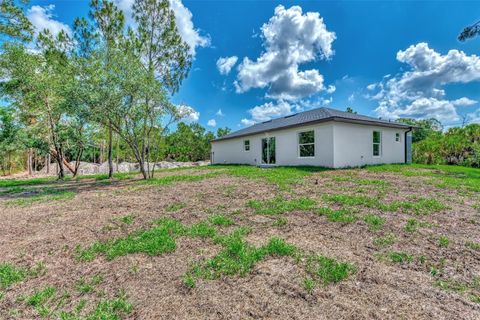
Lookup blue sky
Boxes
[27,0,480,130]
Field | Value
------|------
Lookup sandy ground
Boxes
[0,167,479,319]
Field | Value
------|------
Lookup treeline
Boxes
[0,0,226,179]
[0,104,230,175]
[398,119,480,167]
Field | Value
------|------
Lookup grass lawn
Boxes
[0,164,479,319]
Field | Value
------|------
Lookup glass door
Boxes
[261,137,276,164]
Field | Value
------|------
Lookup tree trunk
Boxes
[27,148,33,176]
[108,123,113,178]
[46,154,50,174]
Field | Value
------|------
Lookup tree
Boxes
[0,29,76,179]
[0,0,33,42]
[345,107,357,114]
[459,20,480,41]
[166,122,213,161]
[396,118,443,143]
[0,106,25,174]
[88,0,125,179]
[216,127,231,138]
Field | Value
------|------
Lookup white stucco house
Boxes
[211,107,413,168]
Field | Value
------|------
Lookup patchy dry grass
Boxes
[0,164,479,319]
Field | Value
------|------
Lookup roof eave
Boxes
[211,117,412,142]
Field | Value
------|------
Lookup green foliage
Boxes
[272,217,288,227]
[185,235,297,285]
[0,263,27,289]
[363,214,385,231]
[217,165,328,189]
[208,214,234,226]
[438,235,450,247]
[367,163,480,192]
[26,286,56,317]
[316,207,358,223]
[165,202,187,212]
[305,254,355,286]
[165,122,215,162]
[466,241,480,251]
[247,197,316,215]
[75,274,103,294]
[385,251,414,263]
[322,193,445,215]
[119,214,135,225]
[372,234,396,247]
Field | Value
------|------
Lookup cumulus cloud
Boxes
[234,5,336,101]
[177,105,199,123]
[370,42,480,124]
[27,5,72,37]
[240,100,303,126]
[240,118,256,126]
[169,0,210,56]
[216,56,238,75]
[216,109,225,116]
[207,119,216,127]
[115,0,209,56]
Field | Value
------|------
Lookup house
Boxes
[211,107,413,168]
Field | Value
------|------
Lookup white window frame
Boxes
[373,130,382,157]
[244,139,250,152]
[298,130,315,158]
[395,132,401,142]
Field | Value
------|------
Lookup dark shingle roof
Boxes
[213,107,411,141]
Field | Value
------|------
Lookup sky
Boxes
[25,0,480,130]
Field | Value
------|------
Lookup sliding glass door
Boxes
[261,137,276,164]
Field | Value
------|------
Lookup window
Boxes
[299,130,315,157]
[244,140,250,151]
[373,131,381,156]
[395,132,400,142]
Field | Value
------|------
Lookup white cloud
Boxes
[216,56,238,75]
[451,97,477,106]
[115,0,209,56]
[169,0,210,56]
[216,109,225,116]
[366,83,377,91]
[234,5,336,101]
[240,118,256,126]
[207,119,216,127]
[348,93,355,102]
[27,5,72,37]
[370,42,480,124]
[376,97,460,123]
[177,104,199,123]
[326,85,336,94]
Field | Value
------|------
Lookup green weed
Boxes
[0,263,27,289]
[305,254,355,286]
[438,235,450,247]
[466,241,480,251]
[247,197,316,215]
[272,217,288,227]
[363,214,385,231]
[316,207,358,223]
[208,214,234,226]
[372,234,396,247]
[75,274,103,294]
[165,202,187,212]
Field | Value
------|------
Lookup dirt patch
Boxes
[0,166,479,319]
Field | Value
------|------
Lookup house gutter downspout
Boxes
[405,127,413,164]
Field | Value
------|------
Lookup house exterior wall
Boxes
[332,122,408,168]
[211,121,408,168]
[211,122,335,167]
